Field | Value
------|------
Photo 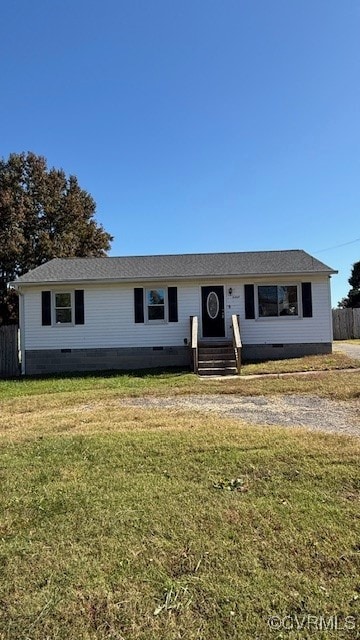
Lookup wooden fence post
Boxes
[332,309,360,340]
[0,325,20,377]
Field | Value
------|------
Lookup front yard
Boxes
[0,351,359,403]
[0,360,359,639]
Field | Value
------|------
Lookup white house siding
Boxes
[22,275,333,353]
[226,277,333,345]
[23,282,201,351]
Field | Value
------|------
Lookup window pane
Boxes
[55,308,72,324]
[258,286,278,317]
[56,293,71,308]
[148,306,165,321]
[279,286,298,316]
[147,289,165,305]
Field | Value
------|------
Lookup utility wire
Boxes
[313,237,360,253]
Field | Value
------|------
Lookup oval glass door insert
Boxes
[206,291,220,319]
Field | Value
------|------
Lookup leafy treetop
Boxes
[0,152,113,323]
[338,260,360,308]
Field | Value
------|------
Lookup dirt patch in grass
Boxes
[123,394,360,436]
[1,380,360,443]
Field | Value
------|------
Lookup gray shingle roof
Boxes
[12,250,336,285]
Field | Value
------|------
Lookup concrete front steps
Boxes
[197,342,238,376]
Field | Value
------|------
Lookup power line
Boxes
[313,237,360,253]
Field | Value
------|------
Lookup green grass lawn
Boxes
[0,420,359,640]
[0,374,359,639]
[0,352,359,403]
[241,351,359,374]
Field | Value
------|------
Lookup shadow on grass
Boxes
[3,366,192,384]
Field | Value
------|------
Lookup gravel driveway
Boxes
[124,394,360,436]
[333,341,360,361]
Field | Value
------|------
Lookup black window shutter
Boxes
[302,282,313,317]
[168,287,178,322]
[41,291,51,326]
[134,288,144,323]
[75,290,85,325]
[244,284,255,319]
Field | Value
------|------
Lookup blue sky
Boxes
[1,0,359,305]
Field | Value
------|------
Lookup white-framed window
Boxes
[257,285,298,317]
[53,292,73,324]
[146,288,166,323]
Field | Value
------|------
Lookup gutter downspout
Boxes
[18,289,26,375]
[328,276,334,348]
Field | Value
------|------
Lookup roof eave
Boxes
[11,269,337,288]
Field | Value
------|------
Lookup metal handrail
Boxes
[231,314,242,374]
[190,315,199,373]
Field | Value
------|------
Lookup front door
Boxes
[201,286,225,338]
